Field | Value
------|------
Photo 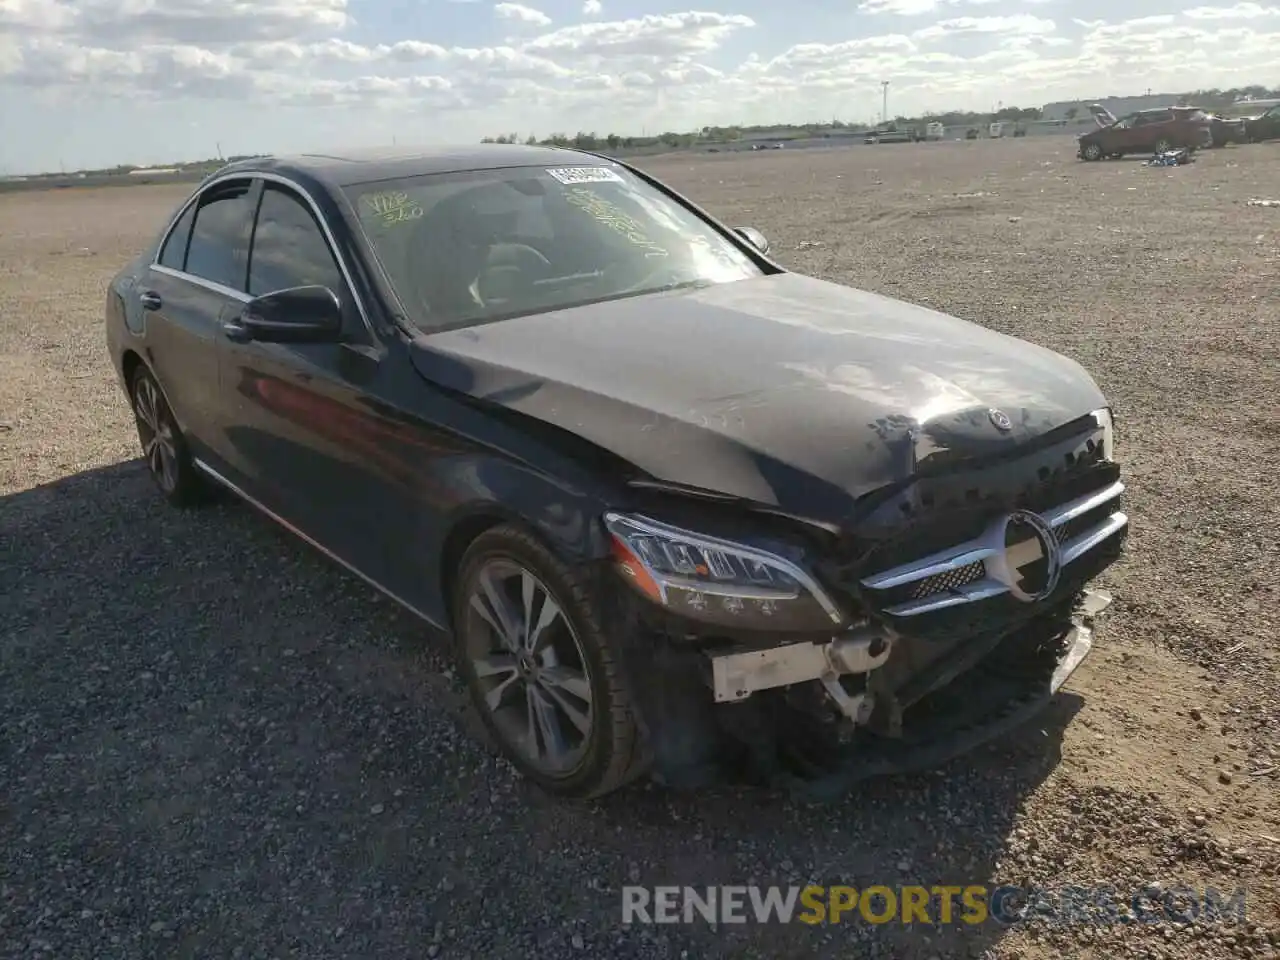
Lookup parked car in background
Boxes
[104,144,1126,800]
[864,127,916,144]
[1204,113,1250,146]
[1078,105,1213,160]
[1244,104,1280,142]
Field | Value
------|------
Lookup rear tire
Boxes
[452,525,648,799]
[130,365,207,508]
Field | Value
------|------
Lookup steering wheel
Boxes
[475,243,553,307]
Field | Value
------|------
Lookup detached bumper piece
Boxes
[782,589,1111,803]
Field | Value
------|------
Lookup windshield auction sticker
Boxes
[545,166,625,185]
[563,187,668,258]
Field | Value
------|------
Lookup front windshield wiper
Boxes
[532,270,604,287]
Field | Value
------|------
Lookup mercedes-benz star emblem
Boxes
[988,509,1062,603]
[988,408,1013,432]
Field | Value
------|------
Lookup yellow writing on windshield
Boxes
[360,190,424,226]
[564,187,668,258]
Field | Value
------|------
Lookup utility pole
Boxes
[881,80,890,125]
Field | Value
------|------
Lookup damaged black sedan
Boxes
[104,145,1127,800]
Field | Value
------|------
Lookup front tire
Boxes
[452,525,648,799]
[130,366,206,507]
[1081,142,1103,161]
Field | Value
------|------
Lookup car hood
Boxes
[409,273,1106,520]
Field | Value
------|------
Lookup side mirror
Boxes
[226,285,343,344]
[734,226,770,255]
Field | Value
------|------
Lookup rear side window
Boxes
[185,181,255,291]
[158,202,196,269]
[247,186,345,298]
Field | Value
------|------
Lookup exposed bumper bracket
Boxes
[709,626,892,713]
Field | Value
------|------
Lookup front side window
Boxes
[345,164,764,332]
[185,181,255,290]
[248,185,345,298]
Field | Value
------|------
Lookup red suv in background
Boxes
[1077,105,1213,160]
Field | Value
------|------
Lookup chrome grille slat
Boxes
[1039,480,1124,527]
[1060,512,1128,565]
[862,480,1128,618]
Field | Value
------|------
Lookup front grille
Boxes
[907,561,986,601]
[859,478,1126,629]
[838,415,1126,641]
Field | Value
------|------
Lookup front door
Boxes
[215,180,438,612]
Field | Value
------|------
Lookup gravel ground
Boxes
[1,137,1278,960]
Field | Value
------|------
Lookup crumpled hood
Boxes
[409,273,1106,519]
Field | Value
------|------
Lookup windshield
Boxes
[344,164,764,332]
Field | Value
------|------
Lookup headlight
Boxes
[602,512,846,632]
[1091,407,1115,461]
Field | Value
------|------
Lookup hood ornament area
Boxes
[988,408,1013,432]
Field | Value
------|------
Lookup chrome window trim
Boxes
[152,263,250,302]
[150,170,376,337]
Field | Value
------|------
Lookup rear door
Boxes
[141,177,256,462]
[1138,110,1174,150]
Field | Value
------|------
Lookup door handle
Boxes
[222,319,252,343]
[139,290,162,311]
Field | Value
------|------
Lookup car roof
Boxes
[213,143,608,189]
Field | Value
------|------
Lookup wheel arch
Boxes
[434,493,612,635]
[121,348,146,389]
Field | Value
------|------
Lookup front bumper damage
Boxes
[609,411,1126,799]
[620,589,1113,801]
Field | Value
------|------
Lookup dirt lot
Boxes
[2,137,1278,959]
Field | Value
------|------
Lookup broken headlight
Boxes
[1091,407,1115,461]
[602,512,846,632]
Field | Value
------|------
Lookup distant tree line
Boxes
[18,84,1279,178]
[480,84,1280,151]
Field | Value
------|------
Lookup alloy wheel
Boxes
[133,375,178,494]
[463,558,594,775]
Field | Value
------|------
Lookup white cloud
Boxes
[1182,1,1279,16]
[914,14,1057,39]
[859,0,1001,14]
[3,0,1280,168]
[494,2,551,27]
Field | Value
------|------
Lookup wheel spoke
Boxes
[528,686,570,763]
[540,665,590,701]
[484,670,522,713]
[537,669,591,735]
[526,591,563,654]
[471,569,520,650]
[474,653,517,679]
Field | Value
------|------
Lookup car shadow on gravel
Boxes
[1,460,1080,960]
